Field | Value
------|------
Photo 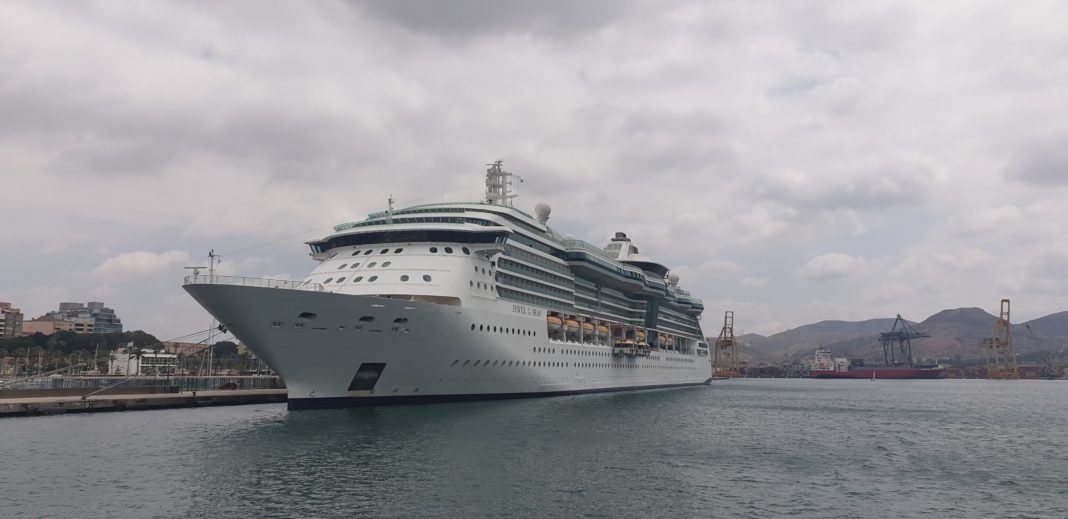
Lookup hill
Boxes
[728,308,1068,365]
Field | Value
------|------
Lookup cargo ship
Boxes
[809,348,947,379]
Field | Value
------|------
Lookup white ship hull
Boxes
[185,283,713,409]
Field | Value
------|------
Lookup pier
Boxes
[0,388,287,417]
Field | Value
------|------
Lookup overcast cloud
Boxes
[2,0,1066,340]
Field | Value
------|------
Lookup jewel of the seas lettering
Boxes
[511,304,542,317]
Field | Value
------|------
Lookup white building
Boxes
[108,350,178,376]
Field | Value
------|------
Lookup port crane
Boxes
[982,299,1018,379]
[714,311,741,377]
[879,314,929,367]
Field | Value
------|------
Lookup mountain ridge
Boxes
[728,307,1068,364]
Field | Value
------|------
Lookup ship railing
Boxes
[183,275,325,292]
[559,239,617,260]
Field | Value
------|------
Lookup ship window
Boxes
[394,318,408,323]
[394,248,403,253]
[469,281,473,287]
[462,247,470,255]
[351,250,361,256]
[364,250,373,255]
[337,277,346,283]
[359,316,374,322]
[470,324,475,331]
[444,247,453,254]
[323,278,333,284]
[423,275,432,282]
[382,261,391,267]
[298,312,317,320]
[480,325,484,331]
[380,248,389,254]
[429,247,438,253]
[400,275,410,282]
[368,262,377,268]
[482,268,486,275]
[339,263,347,269]
[351,263,360,269]
[474,360,481,367]
[353,276,363,282]
[368,276,378,282]
[474,266,479,273]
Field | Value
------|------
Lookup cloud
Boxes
[1003,137,1068,187]
[799,252,866,281]
[3,1,1068,339]
[93,250,191,280]
[740,277,769,288]
[353,0,634,41]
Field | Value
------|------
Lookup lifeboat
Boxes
[658,334,671,347]
[613,339,636,356]
[581,322,595,333]
[565,319,580,333]
[546,315,564,332]
[596,325,609,338]
[635,330,646,343]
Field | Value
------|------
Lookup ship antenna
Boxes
[387,194,395,224]
[485,160,518,206]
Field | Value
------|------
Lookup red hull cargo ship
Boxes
[809,348,947,379]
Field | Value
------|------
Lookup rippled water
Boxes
[3,379,1066,518]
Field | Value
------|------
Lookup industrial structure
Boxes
[982,298,1018,379]
[713,311,740,377]
[878,314,929,367]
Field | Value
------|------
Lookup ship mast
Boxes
[484,160,518,206]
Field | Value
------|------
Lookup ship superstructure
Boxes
[184,161,712,409]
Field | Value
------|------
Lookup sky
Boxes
[2,0,1067,341]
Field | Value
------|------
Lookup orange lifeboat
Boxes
[546,315,564,332]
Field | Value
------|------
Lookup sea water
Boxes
[2,379,1066,518]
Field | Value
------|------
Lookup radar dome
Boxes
[667,273,680,286]
[534,202,551,224]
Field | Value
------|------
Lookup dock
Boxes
[0,389,287,417]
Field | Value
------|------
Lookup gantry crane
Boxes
[714,311,740,377]
[879,314,930,367]
[982,299,1018,379]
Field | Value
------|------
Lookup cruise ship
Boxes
[184,162,713,409]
